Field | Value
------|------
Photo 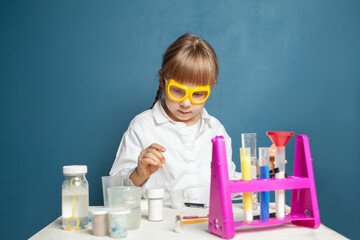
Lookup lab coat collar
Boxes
[153,99,213,128]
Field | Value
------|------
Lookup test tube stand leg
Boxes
[290,135,321,228]
[208,136,235,239]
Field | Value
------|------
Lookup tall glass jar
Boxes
[62,165,89,230]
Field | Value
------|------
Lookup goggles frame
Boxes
[165,79,211,104]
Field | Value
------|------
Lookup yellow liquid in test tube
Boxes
[240,148,253,223]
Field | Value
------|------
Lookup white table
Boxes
[30,201,348,240]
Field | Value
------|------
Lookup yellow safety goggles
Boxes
[165,79,211,104]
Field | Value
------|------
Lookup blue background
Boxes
[1,0,359,239]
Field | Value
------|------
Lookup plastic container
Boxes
[108,209,131,239]
[146,188,164,221]
[90,208,108,236]
[62,165,89,230]
[108,186,141,229]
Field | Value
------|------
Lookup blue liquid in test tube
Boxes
[259,148,270,221]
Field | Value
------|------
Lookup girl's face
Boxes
[164,82,207,126]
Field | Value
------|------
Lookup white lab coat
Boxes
[110,99,240,204]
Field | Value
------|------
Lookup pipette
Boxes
[240,148,253,223]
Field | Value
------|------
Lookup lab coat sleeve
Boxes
[109,128,142,184]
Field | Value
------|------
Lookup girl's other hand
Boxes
[130,143,166,186]
[269,144,287,170]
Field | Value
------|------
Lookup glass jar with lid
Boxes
[62,165,89,230]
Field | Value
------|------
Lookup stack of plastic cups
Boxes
[240,148,253,223]
[259,148,270,221]
[241,133,258,210]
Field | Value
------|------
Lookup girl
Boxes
[110,33,240,204]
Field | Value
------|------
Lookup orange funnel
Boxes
[267,131,294,147]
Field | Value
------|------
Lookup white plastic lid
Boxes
[63,165,87,175]
[108,209,131,216]
[146,188,165,199]
[90,208,108,215]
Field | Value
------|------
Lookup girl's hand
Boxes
[130,143,166,186]
[269,144,287,170]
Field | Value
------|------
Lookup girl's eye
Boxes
[194,92,205,96]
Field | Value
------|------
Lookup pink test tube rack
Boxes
[208,135,320,239]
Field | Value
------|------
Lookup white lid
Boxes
[63,165,87,175]
[146,188,165,199]
[108,209,131,216]
[90,208,108,215]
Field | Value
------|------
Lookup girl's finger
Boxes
[143,152,163,167]
[141,157,161,168]
[149,143,166,152]
[146,148,166,164]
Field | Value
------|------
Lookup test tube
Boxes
[259,148,270,221]
[240,148,253,223]
[241,133,258,210]
[275,146,286,220]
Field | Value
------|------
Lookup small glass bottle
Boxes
[62,165,89,230]
[174,215,183,233]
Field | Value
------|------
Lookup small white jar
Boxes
[90,208,109,236]
[146,188,164,221]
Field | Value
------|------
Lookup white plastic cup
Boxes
[102,176,124,207]
[90,208,109,236]
[169,189,184,209]
[146,188,164,221]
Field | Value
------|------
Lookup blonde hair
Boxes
[151,33,219,108]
